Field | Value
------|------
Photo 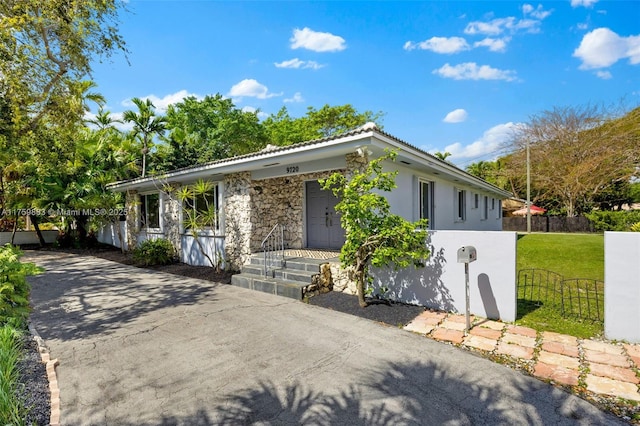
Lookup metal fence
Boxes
[518,268,604,322]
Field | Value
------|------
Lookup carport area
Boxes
[26,251,620,425]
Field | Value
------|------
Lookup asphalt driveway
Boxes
[26,251,622,425]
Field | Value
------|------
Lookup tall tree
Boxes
[160,94,266,169]
[263,104,384,146]
[505,105,639,216]
[123,98,166,177]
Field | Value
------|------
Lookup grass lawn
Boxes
[515,233,604,339]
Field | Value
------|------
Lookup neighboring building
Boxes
[105,123,512,271]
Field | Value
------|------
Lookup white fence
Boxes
[604,232,640,342]
[0,230,59,246]
[96,222,128,251]
[372,231,518,322]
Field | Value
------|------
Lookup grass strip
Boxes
[0,324,25,426]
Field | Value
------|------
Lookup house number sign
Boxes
[286,166,299,174]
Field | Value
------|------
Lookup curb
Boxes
[29,323,61,426]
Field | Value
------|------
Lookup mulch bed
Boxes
[308,291,425,327]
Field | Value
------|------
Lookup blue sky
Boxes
[90,0,640,167]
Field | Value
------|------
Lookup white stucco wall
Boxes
[0,230,59,245]
[96,222,128,250]
[181,234,226,268]
[371,230,517,322]
[382,163,503,231]
[604,232,640,343]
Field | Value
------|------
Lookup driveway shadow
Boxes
[26,252,221,342]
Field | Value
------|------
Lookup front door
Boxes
[306,180,346,249]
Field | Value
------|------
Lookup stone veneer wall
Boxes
[161,188,182,255]
[125,190,139,250]
[248,170,345,252]
[224,172,253,271]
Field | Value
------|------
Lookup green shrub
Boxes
[0,324,24,426]
[585,210,640,232]
[132,238,176,266]
[0,244,42,326]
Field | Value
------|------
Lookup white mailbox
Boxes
[457,246,477,263]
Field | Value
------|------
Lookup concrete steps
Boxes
[231,254,327,300]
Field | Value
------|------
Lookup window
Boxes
[497,200,502,219]
[491,198,496,210]
[455,189,466,221]
[140,193,160,229]
[482,196,488,220]
[420,181,434,228]
[473,193,479,209]
[184,184,220,230]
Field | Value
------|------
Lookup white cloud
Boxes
[403,36,470,54]
[523,4,553,20]
[577,22,589,30]
[464,6,551,36]
[571,0,599,8]
[473,37,510,52]
[290,27,346,52]
[443,108,468,123]
[444,122,517,161]
[573,27,640,69]
[595,70,612,79]
[121,90,201,113]
[284,92,304,103]
[228,79,282,100]
[433,62,518,81]
[241,106,269,119]
[274,58,324,70]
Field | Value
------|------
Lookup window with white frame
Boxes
[473,193,479,209]
[455,188,466,221]
[491,198,496,210]
[482,195,488,220]
[420,180,434,228]
[140,193,160,229]
[496,200,502,219]
[183,183,220,230]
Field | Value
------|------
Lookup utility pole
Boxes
[526,136,531,233]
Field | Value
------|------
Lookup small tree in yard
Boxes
[321,150,430,307]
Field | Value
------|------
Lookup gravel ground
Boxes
[17,335,50,426]
[308,290,425,327]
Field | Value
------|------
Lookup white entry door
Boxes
[306,180,346,249]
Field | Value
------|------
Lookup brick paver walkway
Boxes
[404,311,640,402]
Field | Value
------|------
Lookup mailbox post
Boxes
[457,246,477,335]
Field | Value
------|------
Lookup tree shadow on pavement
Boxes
[26,252,221,342]
[200,360,618,425]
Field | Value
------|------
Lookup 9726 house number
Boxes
[286,166,299,173]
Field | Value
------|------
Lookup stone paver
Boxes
[469,326,502,340]
[533,362,580,387]
[582,340,625,355]
[585,375,640,402]
[588,362,640,384]
[446,314,475,324]
[542,331,578,346]
[502,332,537,348]
[583,349,631,368]
[541,341,579,358]
[404,321,436,335]
[476,319,505,331]
[439,320,467,331]
[496,342,535,360]
[463,335,497,352]
[430,327,465,344]
[505,324,537,338]
[537,350,580,370]
[624,343,640,367]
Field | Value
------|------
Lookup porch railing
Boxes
[261,223,285,277]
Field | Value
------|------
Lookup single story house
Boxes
[105,123,512,271]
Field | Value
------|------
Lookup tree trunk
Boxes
[10,216,18,245]
[76,215,88,245]
[355,269,368,308]
[115,218,126,254]
[29,215,46,247]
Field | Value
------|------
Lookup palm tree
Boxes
[88,107,122,130]
[122,98,166,177]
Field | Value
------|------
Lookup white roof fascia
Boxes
[369,133,512,199]
[107,132,375,192]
